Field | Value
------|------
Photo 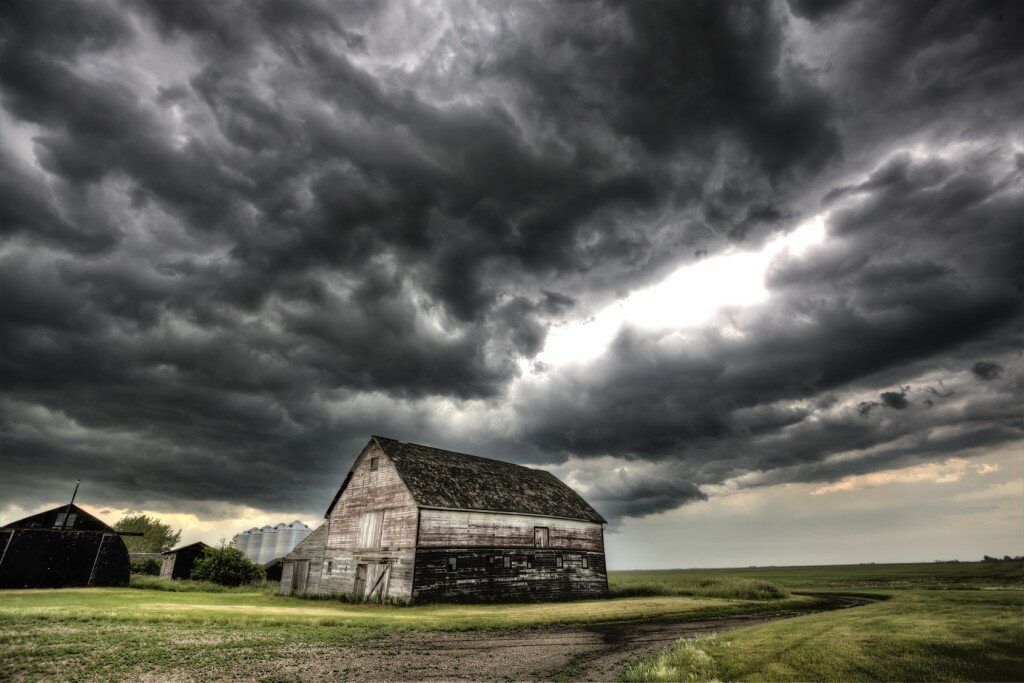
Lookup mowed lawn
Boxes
[619,562,1024,682]
[0,587,820,681]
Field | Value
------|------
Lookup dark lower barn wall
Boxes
[0,529,130,589]
[412,548,607,602]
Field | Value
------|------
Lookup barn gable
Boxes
[2,503,114,532]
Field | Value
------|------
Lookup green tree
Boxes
[113,514,182,553]
[190,545,265,586]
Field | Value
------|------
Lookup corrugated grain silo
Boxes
[276,520,311,559]
[232,528,252,558]
[271,522,288,559]
[258,525,277,564]
[246,527,263,563]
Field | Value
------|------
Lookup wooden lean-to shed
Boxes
[280,436,608,602]
[160,542,209,580]
[0,504,132,588]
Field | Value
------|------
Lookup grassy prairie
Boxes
[2,562,1019,681]
[611,560,1024,591]
[0,587,820,681]
[619,562,1024,682]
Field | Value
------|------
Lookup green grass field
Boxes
[1,562,1020,681]
[0,585,821,681]
[618,562,1024,682]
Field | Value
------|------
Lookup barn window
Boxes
[526,555,535,569]
[534,527,549,548]
[66,514,76,527]
[503,556,511,569]
[582,556,588,569]
[369,457,379,471]
[447,557,458,571]
[326,561,333,574]
[53,513,66,527]
[556,556,563,568]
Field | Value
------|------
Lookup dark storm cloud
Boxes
[521,148,1022,518]
[1,0,1020,524]
[972,361,1004,381]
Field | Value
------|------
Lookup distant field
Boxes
[610,560,1024,591]
[619,562,1024,682]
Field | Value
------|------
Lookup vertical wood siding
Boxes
[314,443,420,600]
[278,523,327,595]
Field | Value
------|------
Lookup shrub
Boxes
[609,576,790,601]
[189,545,266,587]
[130,558,162,576]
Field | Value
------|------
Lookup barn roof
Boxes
[369,436,607,523]
[1,503,114,533]
[163,541,209,555]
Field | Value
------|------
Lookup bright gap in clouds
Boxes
[537,215,828,367]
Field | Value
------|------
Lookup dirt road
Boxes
[263,596,875,681]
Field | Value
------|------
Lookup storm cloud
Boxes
[1,0,1021,526]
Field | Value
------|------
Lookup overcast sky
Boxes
[2,0,1021,568]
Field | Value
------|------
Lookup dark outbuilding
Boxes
[264,557,284,582]
[0,504,131,589]
[160,542,209,580]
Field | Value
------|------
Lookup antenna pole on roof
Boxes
[64,480,80,528]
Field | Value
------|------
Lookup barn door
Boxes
[364,562,391,603]
[354,564,368,599]
[292,560,309,593]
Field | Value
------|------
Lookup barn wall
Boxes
[317,442,419,600]
[0,529,130,589]
[279,523,328,595]
[417,510,604,552]
[316,547,416,601]
[412,548,607,601]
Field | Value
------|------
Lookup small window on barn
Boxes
[53,512,67,527]
[526,555,535,569]
[556,556,563,569]
[369,457,379,471]
[582,556,588,569]
[66,514,77,527]
[534,527,549,548]
[503,556,511,569]
[326,561,333,574]
[447,557,458,571]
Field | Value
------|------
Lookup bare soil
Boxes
[261,599,876,682]
[262,620,737,681]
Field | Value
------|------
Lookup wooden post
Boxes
[87,533,109,586]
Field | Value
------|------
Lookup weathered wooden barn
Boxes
[0,504,131,588]
[160,542,209,580]
[280,436,608,602]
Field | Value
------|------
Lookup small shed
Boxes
[160,542,209,580]
[0,504,131,588]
